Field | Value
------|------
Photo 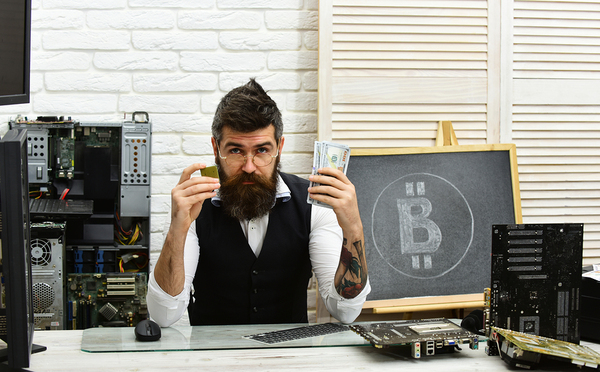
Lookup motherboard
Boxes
[350,318,479,358]
[488,224,583,344]
[66,272,147,329]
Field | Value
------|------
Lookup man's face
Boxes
[212,125,284,220]
[213,125,281,180]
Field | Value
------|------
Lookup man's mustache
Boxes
[221,170,268,186]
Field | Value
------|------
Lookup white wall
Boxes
[0,0,320,267]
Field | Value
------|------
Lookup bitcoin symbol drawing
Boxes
[371,173,474,279]
[397,197,442,270]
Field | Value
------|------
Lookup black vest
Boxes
[188,172,313,325]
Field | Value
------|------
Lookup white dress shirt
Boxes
[147,175,371,326]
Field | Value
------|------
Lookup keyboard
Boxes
[243,323,349,344]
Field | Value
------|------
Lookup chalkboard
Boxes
[346,144,522,307]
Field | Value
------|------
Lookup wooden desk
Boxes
[27,327,600,372]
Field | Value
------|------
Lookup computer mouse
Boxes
[134,319,161,342]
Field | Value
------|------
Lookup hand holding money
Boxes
[307,141,351,209]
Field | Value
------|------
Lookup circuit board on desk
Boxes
[350,318,479,358]
[66,272,148,329]
[491,326,600,370]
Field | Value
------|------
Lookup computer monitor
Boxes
[0,0,31,106]
[0,129,45,368]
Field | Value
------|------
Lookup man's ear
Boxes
[278,136,285,155]
[211,137,218,157]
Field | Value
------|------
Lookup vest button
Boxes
[252,270,258,275]
[253,307,258,312]
[253,288,258,293]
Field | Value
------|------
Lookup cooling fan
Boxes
[30,238,53,266]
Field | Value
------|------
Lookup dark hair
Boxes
[212,78,283,143]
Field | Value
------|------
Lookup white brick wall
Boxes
[0,0,319,291]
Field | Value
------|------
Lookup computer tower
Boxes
[581,265,600,342]
[11,113,151,330]
[30,221,66,330]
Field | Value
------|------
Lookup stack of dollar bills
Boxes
[307,141,351,209]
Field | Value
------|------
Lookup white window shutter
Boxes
[319,0,600,264]
[512,0,600,264]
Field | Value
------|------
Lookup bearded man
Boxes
[148,79,370,326]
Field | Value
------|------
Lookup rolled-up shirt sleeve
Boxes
[147,223,199,327]
[309,206,371,324]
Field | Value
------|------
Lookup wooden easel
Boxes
[435,120,459,146]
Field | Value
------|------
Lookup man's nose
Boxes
[241,155,257,173]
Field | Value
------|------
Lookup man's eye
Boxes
[256,148,269,154]
[230,148,242,154]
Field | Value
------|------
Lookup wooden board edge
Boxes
[371,300,484,314]
[351,144,516,157]
[508,144,524,223]
[363,293,484,310]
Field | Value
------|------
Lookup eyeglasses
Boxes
[217,146,279,167]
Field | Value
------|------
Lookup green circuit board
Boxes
[66,272,147,329]
[492,327,600,369]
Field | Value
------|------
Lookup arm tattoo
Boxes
[336,239,367,299]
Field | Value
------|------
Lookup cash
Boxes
[307,141,351,209]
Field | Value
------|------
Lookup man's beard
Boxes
[216,158,280,220]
